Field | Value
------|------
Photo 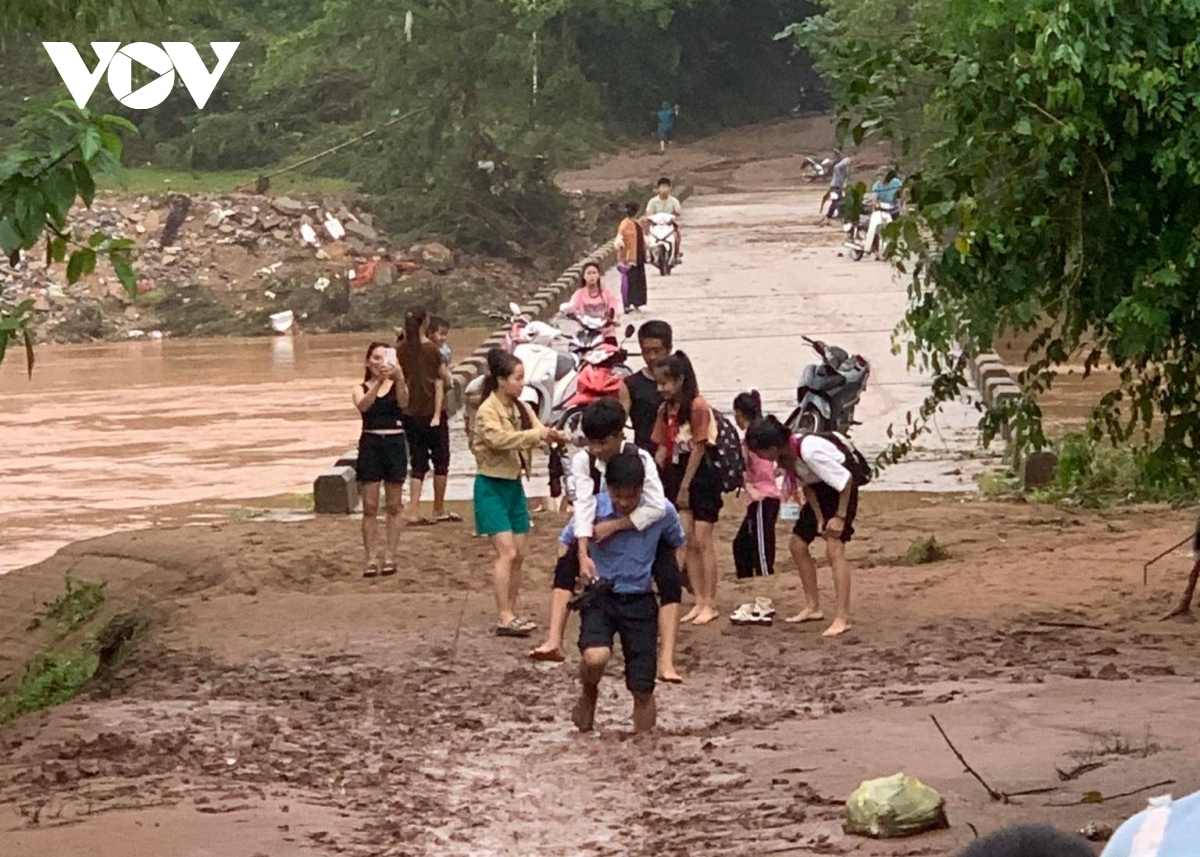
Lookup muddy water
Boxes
[0,329,490,574]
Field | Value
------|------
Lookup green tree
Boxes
[0,3,174,374]
[785,0,1200,475]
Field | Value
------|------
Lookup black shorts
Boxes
[552,538,682,604]
[403,413,450,480]
[662,457,723,524]
[356,433,408,484]
[578,591,658,694]
[793,481,858,544]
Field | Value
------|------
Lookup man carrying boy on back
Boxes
[528,397,683,683]
[566,451,685,733]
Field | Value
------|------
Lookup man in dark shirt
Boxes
[617,319,673,453]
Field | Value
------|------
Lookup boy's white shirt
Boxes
[571,446,666,539]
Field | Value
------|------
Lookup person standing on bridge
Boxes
[744,417,860,637]
[353,341,410,578]
[614,202,648,313]
[471,348,568,636]
[652,352,722,625]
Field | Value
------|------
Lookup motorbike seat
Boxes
[555,353,575,380]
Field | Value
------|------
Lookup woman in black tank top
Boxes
[353,342,410,578]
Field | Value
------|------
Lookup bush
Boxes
[188,113,281,171]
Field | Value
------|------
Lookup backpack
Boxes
[588,442,639,496]
[815,431,873,486]
[707,409,746,493]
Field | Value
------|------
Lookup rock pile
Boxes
[0,192,458,342]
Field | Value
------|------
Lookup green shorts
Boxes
[473,475,531,536]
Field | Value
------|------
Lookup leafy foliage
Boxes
[0,104,138,374]
[0,649,100,724]
[25,575,107,637]
[787,0,1200,477]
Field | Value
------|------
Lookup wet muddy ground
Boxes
[3,497,1199,856]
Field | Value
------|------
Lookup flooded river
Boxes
[0,329,489,574]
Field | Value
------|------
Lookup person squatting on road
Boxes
[527,397,683,684]
[745,416,861,637]
[397,306,456,525]
[566,450,686,734]
[470,348,568,637]
[352,341,410,578]
[653,352,722,626]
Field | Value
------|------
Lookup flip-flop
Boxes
[363,563,379,578]
[408,517,437,527]
[380,561,397,577]
[434,512,463,523]
[495,619,533,638]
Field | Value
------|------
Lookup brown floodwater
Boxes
[0,329,489,574]
[996,334,1120,435]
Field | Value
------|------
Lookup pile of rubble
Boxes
[1,191,457,342]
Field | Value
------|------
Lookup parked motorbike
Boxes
[843,200,900,262]
[804,155,833,183]
[645,212,679,276]
[548,311,639,503]
[784,335,870,435]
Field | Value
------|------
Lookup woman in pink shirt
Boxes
[567,262,621,336]
[732,391,780,579]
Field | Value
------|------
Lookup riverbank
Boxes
[3,496,1198,855]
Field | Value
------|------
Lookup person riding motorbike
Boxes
[645,177,682,264]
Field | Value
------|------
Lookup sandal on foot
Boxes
[380,561,397,577]
[434,512,463,523]
[363,563,379,578]
[495,618,534,638]
[408,517,436,527]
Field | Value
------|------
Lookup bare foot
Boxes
[572,688,598,732]
[822,618,852,637]
[692,606,720,626]
[658,665,683,684]
[785,608,824,624]
[528,644,566,662]
[679,605,702,624]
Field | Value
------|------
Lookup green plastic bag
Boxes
[844,773,950,839]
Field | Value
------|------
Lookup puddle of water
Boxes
[0,329,490,573]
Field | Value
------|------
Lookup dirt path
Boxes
[3,495,1199,856]
[4,123,1200,856]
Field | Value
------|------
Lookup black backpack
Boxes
[588,442,640,496]
[815,431,873,486]
[707,409,746,493]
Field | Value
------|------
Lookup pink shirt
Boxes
[569,286,621,329]
[743,445,780,500]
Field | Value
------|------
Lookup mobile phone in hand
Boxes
[383,347,398,367]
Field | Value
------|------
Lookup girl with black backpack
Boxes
[745,416,870,638]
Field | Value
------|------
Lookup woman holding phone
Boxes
[353,341,409,578]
